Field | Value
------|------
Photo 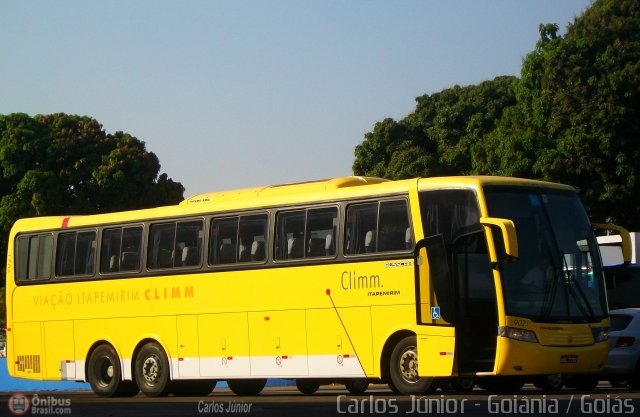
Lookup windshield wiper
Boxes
[541,264,562,320]
[561,253,596,321]
[541,251,596,322]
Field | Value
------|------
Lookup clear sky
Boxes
[1,0,593,198]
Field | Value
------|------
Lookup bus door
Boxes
[451,229,497,373]
[415,232,497,375]
[417,188,498,375]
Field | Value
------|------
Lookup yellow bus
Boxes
[4,176,630,397]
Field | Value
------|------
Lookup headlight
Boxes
[498,326,539,343]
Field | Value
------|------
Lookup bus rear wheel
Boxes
[388,335,435,394]
[228,379,267,396]
[87,344,139,397]
[135,342,170,397]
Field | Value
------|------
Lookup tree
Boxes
[475,0,640,227]
[0,113,185,269]
[353,76,517,179]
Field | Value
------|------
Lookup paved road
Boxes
[1,385,639,417]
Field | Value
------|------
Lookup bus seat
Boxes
[158,249,173,268]
[308,237,325,257]
[238,243,250,262]
[219,243,235,264]
[109,255,118,272]
[365,230,377,253]
[181,246,198,266]
[325,234,334,256]
[251,240,265,261]
[405,227,412,249]
[287,237,304,259]
[120,251,138,270]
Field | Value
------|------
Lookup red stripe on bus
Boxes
[61,217,70,228]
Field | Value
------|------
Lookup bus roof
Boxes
[180,176,390,206]
[10,175,574,233]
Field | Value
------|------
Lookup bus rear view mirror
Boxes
[480,217,518,262]
[592,223,631,264]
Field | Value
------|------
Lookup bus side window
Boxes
[305,207,338,258]
[238,214,268,263]
[56,231,96,277]
[345,202,377,255]
[148,223,176,269]
[56,233,76,276]
[175,220,203,267]
[120,227,142,271]
[101,226,143,273]
[210,217,239,265]
[275,211,305,260]
[378,200,411,252]
[15,234,53,281]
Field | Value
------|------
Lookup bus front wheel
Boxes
[135,342,171,397]
[388,335,435,394]
[87,344,139,397]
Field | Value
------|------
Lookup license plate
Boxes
[560,355,578,363]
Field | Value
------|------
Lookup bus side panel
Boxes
[370,304,416,377]
[11,321,44,380]
[306,308,366,377]
[43,321,75,380]
[198,312,250,377]
[74,316,178,381]
[248,310,308,377]
[333,307,374,376]
[176,315,199,378]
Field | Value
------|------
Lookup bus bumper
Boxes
[494,337,609,376]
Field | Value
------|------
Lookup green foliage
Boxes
[355,0,640,228]
[353,76,517,179]
[0,113,185,269]
[476,0,640,227]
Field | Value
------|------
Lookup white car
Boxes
[604,308,640,388]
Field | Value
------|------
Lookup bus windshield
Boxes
[484,186,607,323]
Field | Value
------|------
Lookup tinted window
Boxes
[100,226,143,273]
[15,234,53,281]
[148,220,203,269]
[56,231,96,277]
[276,207,338,260]
[419,190,480,244]
[210,214,268,265]
[611,314,633,331]
[345,200,410,255]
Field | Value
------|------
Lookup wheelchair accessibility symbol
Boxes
[431,306,441,320]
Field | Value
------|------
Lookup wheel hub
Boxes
[142,355,160,384]
[399,347,419,382]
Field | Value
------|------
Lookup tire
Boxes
[534,374,564,391]
[452,377,475,392]
[171,380,217,396]
[87,344,139,397]
[571,375,599,391]
[296,379,321,395]
[609,378,629,388]
[228,379,267,396]
[345,378,369,394]
[480,377,525,394]
[134,342,171,397]
[388,335,435,394]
